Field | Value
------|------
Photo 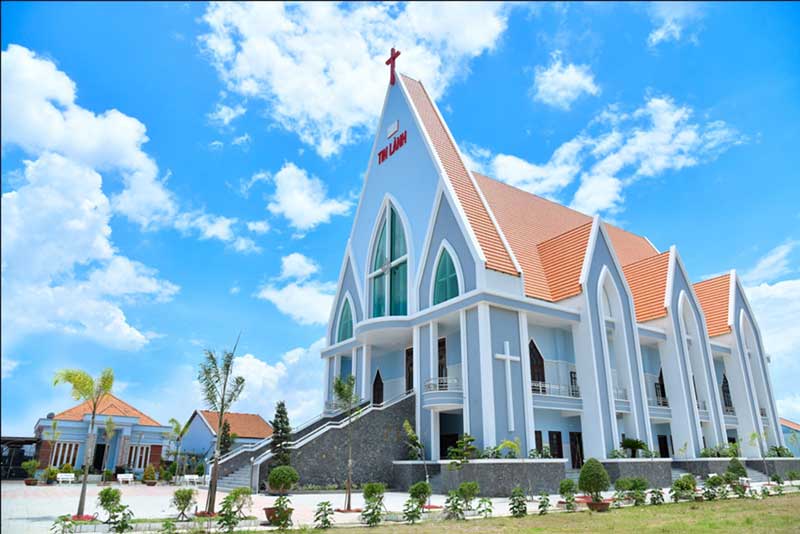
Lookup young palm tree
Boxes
[167,417,191,479]
[53,368,114,516]
[198,337,245,513]
[333,375,360,512]
[44,420,61,468]
[100,416,115,481]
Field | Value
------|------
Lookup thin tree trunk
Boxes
[77,411,96,516]
[206,383,228,513]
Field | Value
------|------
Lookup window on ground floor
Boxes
[50,441,80,468]
[127,445,151,470]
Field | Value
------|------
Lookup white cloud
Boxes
[647,2,705,47]
[532,51,599,110]
[267,162,352,233]
[466,94,745,215]
[239,170,270,198]
[209,140,224,150]
[207,103,246,127]
[232,236,261,254]
[247,220,270,234]
[256,253,334,325]
[230,285,240,295]
[232,133,251,149]
[778,394,800,423]
[175,211,261,253]
[741,241,797,285]
[279,253,319,281]
[1,356,20,379]
[229,338,327,423]
[199,2,513,157]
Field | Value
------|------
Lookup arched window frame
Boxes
[367,199,410,318]
[336,293,355,343]
[429,240,464,307]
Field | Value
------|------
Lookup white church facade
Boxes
[320,62,784,467]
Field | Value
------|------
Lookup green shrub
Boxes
[670,474,696,502]
[360,494,383,527]
[170,488,196,520]
[228,487,253,518]
[477,497,493,518]
[142,464,156,481]
[51,515,75,534]
[537,492,550,515]
[444,490,465,520]
[559,478,576,497]
[648,488,665,505]
[103,469,114,482]
[727,457,747,479]
[509,486,527,518]
[564,492,577,512]
[21,459,39,479]
[447,434,477,470]
[615,477,648,491]
[770,473,783,485]
[158,519,177,534]
[457,481,480,510]
[620,438,647,458]
[402,498,422,524]
[97,487,122,520]
[786,470,800,483]
[216,494,240,534]
[767,446,793,458]
[578,458,610,502]
[107,503,134,533]
[362,482,386,501]
[314,501,334,529]
[272,495,293,529]
[497,438,521,459]
[59,463,73,474]
[706,474,725,488]
[408,481,432,506]
[159,466,172,483]
[195,462,205,477]
[268,465,299,494]
[615,477,633,491]
[43,467,59,483]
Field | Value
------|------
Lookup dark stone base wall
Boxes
[672,459,735,478]
[394,461,566,497]
[258,396,415,489]
[746,459,800,478]
[601,460,672,488]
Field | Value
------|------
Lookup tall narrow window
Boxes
[656,370,667,404]
[369,206,407,317]
[405,348,414,392]
[433,249,459,305]
[337,301,353,342]
[721,374,733,409]
[529,339,546,394]
[438,338,447,379]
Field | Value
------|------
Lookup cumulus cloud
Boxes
[647,2,705,47]
[247,220,270,234]
[257,253,335,325]
[465,94,746,215]
[1,357,20,380]
[199,2,513,157]
[267,163,352,233]
[532,51,599,110]
[207,103,246,127]
[231,133,251,149]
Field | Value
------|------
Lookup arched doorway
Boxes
[372,371,384,405]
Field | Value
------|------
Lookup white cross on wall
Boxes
[495,341,521,432]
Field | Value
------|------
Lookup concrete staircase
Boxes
[565,469,581,484]
[744,466,769,483]
[216,464,252,492]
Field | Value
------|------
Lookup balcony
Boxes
[723,405,736,416]
[614,387,628,401]
[648,394,669,407]
[530,380,582,412]
[531,381,580,398]
[647,394,671,420]
[422,376,463,411]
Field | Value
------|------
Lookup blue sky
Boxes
[2,2,799,436]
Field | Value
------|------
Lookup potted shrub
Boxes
[43,466,59,485]
[578,458,611,512]
[142,464,157,486]
[264,466,299,522]
[22,459,39,486]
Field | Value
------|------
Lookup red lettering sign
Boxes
[378,130,407,165]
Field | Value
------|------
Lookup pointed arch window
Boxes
[529,339,547,394]
[433,249,459,305]
[369,206,407,317]
[721,374,733,409]
[337,300,353,342]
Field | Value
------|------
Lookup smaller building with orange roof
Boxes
[181,410,272,459]
[33,393,170,474]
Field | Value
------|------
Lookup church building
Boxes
[320,53,784,466]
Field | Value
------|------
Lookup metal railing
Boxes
[648,394,669,407]
[723,405,736,416]
[614,387,628,401]
[324,398,367,413]
[531,381,580,398]
[424,377,461,392]
[696,400,708,411]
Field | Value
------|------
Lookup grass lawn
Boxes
[307,493,800,533]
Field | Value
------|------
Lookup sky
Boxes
[2,2,799,436]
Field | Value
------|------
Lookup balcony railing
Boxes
[696,400,708,411]
[424,377,461,392]
[614,387,628,401]
[648,394,669,407]
[723,405,736,416]
[531,381,580,398]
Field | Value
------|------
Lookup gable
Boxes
[54,393,162,427]
[329,253,363,344]
[694,273,732,337]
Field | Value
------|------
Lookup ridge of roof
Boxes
[399,74,518,276]
[693,273,733,337]
[780,417,800,431]
[198,410,273,439]
[53,393,162,427]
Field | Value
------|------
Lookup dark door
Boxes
[657,435,670,458]
[656,370,667,405]
[440,434,459,459]
[92,443,105,471]
[529,340,546,393]
[569,432,584,468]
[721,374,733,410]
[372,371,384,405]
[437,338,447,379]
[535,431,543,453]
[548,431,563,458]
[405,348,414,392]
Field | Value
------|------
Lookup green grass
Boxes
[286,493,800,533]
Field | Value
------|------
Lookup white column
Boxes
[323,355,331,403]
[518,312,535,453]
[413,327,421,438]
[431,412,441,461]
[478,303,496,447]
[429,321,439,457]
[362,346,372,401]
[460,310,470,435]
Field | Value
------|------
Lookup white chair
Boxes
[56,473,75,484]
[117,473,134,485]
[183,474,200,486]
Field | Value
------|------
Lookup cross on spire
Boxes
[385,47,401,85]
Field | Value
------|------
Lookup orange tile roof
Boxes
[623,251,671,323]
[694,274,732,337]
[473,173,657,302]
[780,417,800,432]
[54,393,162,427]
[199,411,273,439]
[401,75,518,276]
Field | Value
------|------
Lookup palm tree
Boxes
[53,368,114,516]
[167,417,191,479]
[100,416,116,481]
[198,337,245,513]
[333,375,360,512]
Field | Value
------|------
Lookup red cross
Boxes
[385,47,401,85]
